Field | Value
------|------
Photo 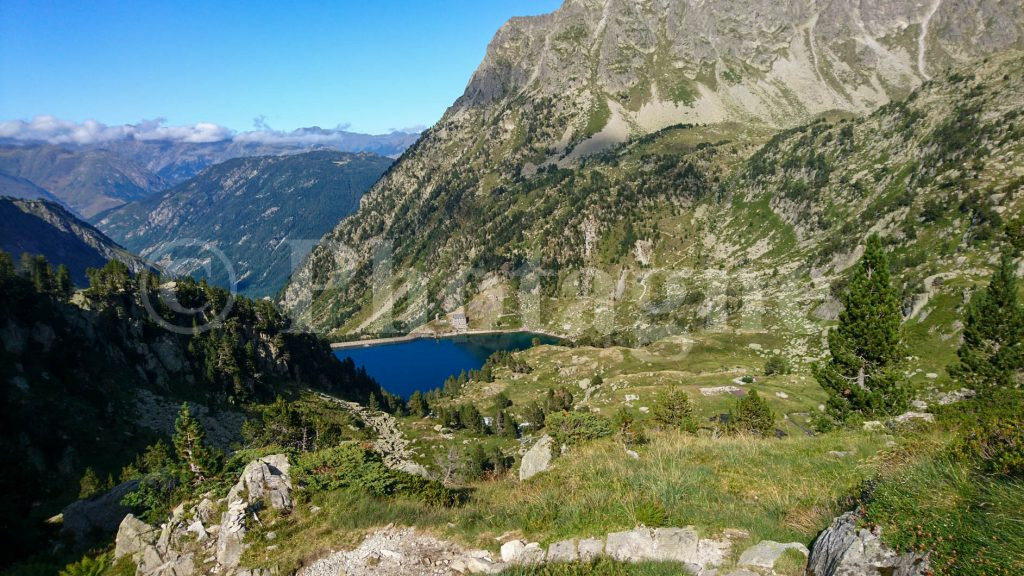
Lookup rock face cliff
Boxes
[282,0,1024,335]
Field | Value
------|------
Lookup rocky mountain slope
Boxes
[0,196,147,284]
[283,0,1024,336]
[97,151,392,298]
[285,61,1023,341]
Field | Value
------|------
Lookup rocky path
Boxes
[906,272,956,321]
[298,526,502,576]
[317,393,430,478]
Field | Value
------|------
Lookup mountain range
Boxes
[281,0,1024,337]
[96,150,392,298]
[0,129,418,218]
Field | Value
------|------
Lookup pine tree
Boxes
[55,264,73,300]
[0,251,15,279]
[407,390,428,417]
[815,235,908,418]
[172,403,217,485]
[730,390,775,437]
[29,254,53,294]
[652,386,697,432]
[79,467,102,499]
[952,251,1023,389]
[523,402,546,430]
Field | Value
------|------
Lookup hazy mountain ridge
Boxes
[0,144,167,218]
[0,130,419,219]
[282,0,1024,336]
[0,196,148,284]
[97,150,392,298]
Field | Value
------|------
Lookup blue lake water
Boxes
[334,332,559,398]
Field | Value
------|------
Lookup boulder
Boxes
[578,538,605,561]
[114,513,196,575]
[738,540,809,570]
[547,539,578,562]
[520,542,545,564]
[606,528,656,562]
[500,540,526,563]
[500,540,545,565]
[807,512,929,576]
[891,412,934,424]
[652,527,700,563]
[232,454,292,511]
[218,454,293,569]
[519,435,554,481]
[62,479,139,542]
[216,493,248,569]
[114,513,160,561]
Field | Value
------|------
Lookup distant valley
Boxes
[96,150,392,298]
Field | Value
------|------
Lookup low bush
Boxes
[545,411,612,447]
[294,443,466,507]
[957,419,1024,478]
[764,354,792,376]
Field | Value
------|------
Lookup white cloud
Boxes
[0,115,423,146]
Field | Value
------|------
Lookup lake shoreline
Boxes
[329,328,566,350]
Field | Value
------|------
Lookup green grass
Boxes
[864,454,1024,576]
[249,429,893,573]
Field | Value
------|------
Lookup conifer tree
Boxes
[729,390,775,437]
[55,264,73,301]
[814,235,908,418]
[0,251,15,279]
[79,467,102,499]
[652,386,697,432]
[29,254,53,294]
[407,390,428,417]
[952,251,1023,389]
[172,403,217,485]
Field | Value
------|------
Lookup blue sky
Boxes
[0,1,562,135]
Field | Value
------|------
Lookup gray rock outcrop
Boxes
[115,454,293,576]
[737,540,808,571]
[519,435,554,481]
[218,454,293,569]
[61,479,139,543]
[114,513,196,576]
[501,526,730,572]
[806,512,929,576]
[299,526,503,576]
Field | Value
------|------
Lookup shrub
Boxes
[764,354,791,376]
[958,419,1024,478]
[59,555,108,576]
[730,391,776,437]
[545,411,612,447]
[613,408,648,447]
[294,443,466,506]
[294,443,397,495]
